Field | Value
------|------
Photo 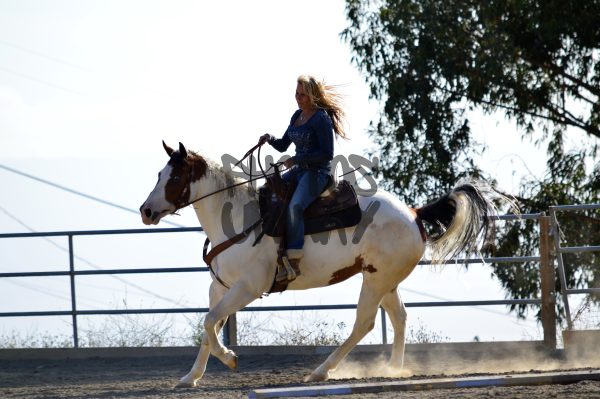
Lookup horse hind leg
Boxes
[305,280,386,382]
[380,288,408,371]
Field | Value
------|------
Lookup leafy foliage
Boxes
[494,133,600,319]
[343,0,600,320]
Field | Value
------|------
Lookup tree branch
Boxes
[543,61,600,98]
[474,95,600,139]
[559,81,597,105]
[544,100,600,137]
[518,46,600,99]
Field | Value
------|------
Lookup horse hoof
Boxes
[304,370,329,382]
[386,366,412,378]
[175,379,196,388]
[224,352,238,370]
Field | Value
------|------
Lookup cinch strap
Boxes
[202,219,263,289]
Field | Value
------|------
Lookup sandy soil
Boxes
[1,349,600,398]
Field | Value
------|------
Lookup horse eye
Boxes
[172,176,180,182]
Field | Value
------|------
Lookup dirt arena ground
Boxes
[1,344,600,399]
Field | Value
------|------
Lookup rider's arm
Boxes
[268,131,292,152]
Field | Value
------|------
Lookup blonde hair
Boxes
[297,75,348,139]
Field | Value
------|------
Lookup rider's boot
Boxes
[276,249,303,282]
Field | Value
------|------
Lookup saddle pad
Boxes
[258,180,362,238]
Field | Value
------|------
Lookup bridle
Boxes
[170,142,280,214]
[167,142,280,290]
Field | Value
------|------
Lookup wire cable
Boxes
[1,279,103,310]
[0,203,193,308]
[0,65,84,96]
[0,163,187,228]
[0,39,177,100]
[400,286,537,328]
[0,39,90,72]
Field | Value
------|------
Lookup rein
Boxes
[177,174,267,210]
[174,142,279,211]
[173,141,363,219]
[180,142,274,289]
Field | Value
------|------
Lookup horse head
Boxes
[139,141,207,225]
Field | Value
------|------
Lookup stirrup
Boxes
[276,256,297,282]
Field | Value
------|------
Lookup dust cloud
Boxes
[331,354,414,379]
[329,342,600,380]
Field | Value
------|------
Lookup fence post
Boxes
[223,313,237,346]
[539,215,556,349]
[380,307,387,344]
[68,235,79,348]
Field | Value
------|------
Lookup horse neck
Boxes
[190,169,257,243]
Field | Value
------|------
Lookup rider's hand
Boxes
[283,157,295,169]
[258,133,271,145]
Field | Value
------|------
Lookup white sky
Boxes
[0,0,378,161]
[0,0,550,345]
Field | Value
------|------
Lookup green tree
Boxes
[343,0,600,322]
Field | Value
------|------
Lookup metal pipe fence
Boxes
[549,204,600,330]
[0,213,555,348]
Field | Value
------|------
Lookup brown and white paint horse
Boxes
[140,142,513,387]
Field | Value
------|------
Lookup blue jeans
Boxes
[282,167,330,250]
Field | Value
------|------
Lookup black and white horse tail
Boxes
[416,180,518,264]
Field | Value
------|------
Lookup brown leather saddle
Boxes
[258,173,362,238]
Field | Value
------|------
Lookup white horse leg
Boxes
[176,318,228,388]
[203,281,258,369]
[177,282,227,388]
[306,281,385,382]
[380,288,407,369]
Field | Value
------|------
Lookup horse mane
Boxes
[187,150,256,200]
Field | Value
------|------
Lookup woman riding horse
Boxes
[258,75,347,283]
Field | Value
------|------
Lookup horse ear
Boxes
[163,140,174,157]
[178,142,188,158]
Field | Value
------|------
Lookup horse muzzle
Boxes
[140,204,169,225]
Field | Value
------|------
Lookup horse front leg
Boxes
[203,280,259,369]
[176,318,228,388]
[177,281,228,388]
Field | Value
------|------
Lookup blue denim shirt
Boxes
[268,109,334,173]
